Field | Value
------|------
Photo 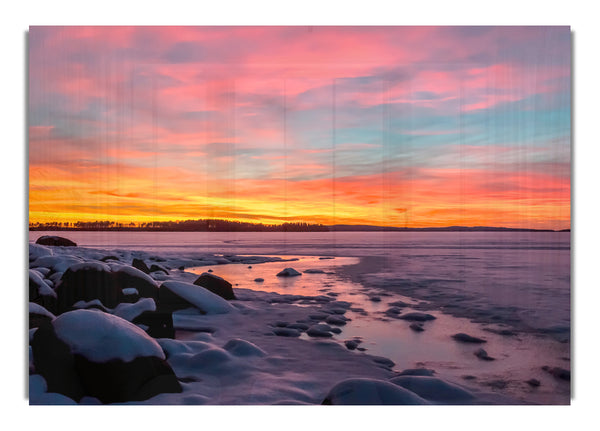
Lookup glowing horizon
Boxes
[28,26,571,230]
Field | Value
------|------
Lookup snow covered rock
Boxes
[150,264,169,275]
[276,268,302,277]
[193,272,236,300]
[306,324,334,337]
[35,235,77,247]
[160,281,235,314]
[451,333,487,343]
[29,270,57,313]
[29,243,53,261]
[474,348,495,361]
[389,376,475,404]
[31,255,83,274]
[273,327,301,337]
[322,378,429,405]
[223,338,267,357]
[31,310,181,403]
[112,298,157,322]
[55,262,158,313]
[325,315,348,326]
[29,302,56,329]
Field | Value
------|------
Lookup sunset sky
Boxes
[28,26,571,229]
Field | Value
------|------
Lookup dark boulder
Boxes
[133,311,175,339]
[55,263,158,314]
[132,258,151,274]
[157,285,196,312]
[193,272,235,300]
[73,354,181,403]
[32,310,181,403]
[150,264,169,275]
[30,322,85,402]
[35,236,77,247]
[55,263,120,313]
[29,303,56,329]
[112,266,159,300]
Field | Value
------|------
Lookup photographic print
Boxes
[28,26,571,405]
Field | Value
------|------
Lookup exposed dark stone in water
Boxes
[451,333,487,343]
[36,236,77,247]
[254,278,264,282]
[526,378,541,387]
[409,323,425,332]
[345,340,358,350]
[484,379,507,389]
[474,348,495,361]
[388,300,409,308]
[398,312,436,322]
[542,366,570,381]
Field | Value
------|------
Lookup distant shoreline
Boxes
[29,226,569,233]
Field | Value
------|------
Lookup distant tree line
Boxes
[29,219,330,232]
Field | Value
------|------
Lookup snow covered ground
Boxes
[28,234,570,405]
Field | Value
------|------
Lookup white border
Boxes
[3,1,598,430]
